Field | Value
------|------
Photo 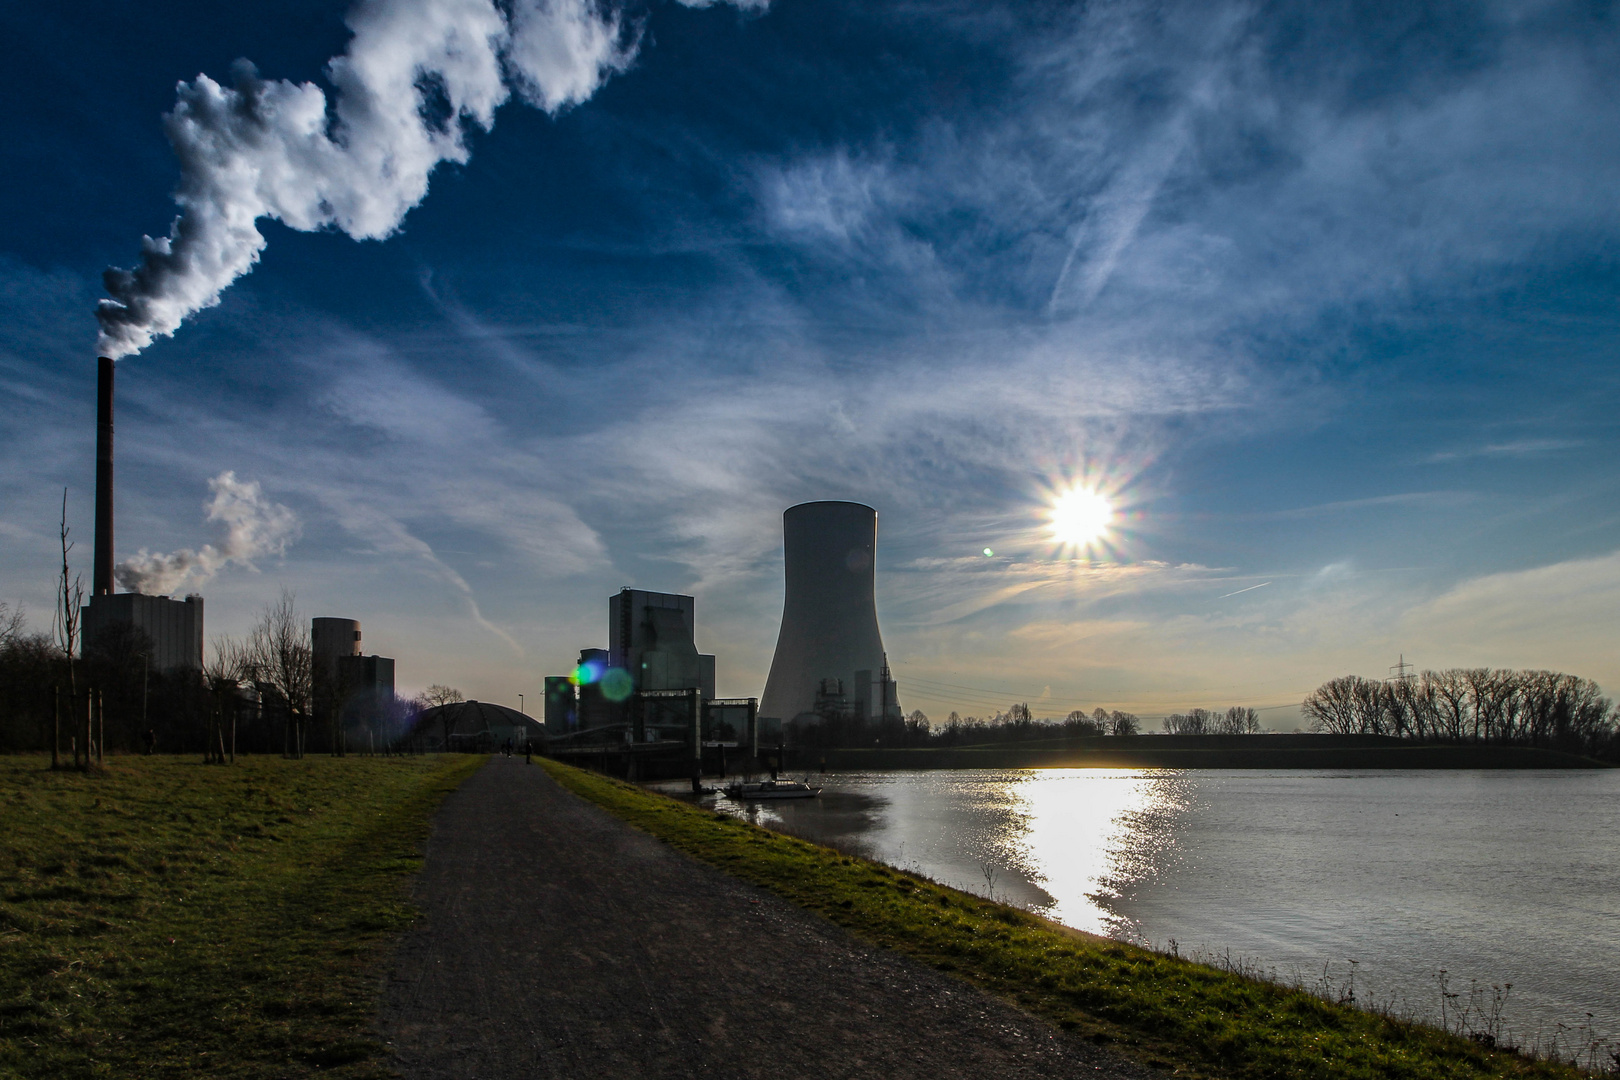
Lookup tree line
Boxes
[921,705,1145,746]
[788,701,1272,748]
[1160,706,1262,735]
[1302,668,1618,756]
[0,591,422,761]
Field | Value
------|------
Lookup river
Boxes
[699,768,1619,1056]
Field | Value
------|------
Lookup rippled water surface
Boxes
[705,769,1620,1049]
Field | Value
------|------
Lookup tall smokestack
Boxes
[93,356,114,596]
[758,501,896,723]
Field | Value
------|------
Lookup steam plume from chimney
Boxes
[96,0,762,359]
[115,471,300,595]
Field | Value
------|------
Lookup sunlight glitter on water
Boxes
[708,768,1191,935]
[703,767,1620,1051]
[1014,769,1191,934]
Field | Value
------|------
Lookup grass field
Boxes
[0,753,484,1079]
[541,757,1597,1080]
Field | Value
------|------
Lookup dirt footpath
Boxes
[377,756,1158,1080]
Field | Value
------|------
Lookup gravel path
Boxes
[378,756,1159,1080]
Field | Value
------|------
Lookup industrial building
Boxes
[544,586,756,781]
[758,501,900,727]
[79,356,206,672]
[81,591,203,672]
[415,700,543,753]
[611,588,717,700]
[311,616,396,727]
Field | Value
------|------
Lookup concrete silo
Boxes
[312,617,363,686]
[758,501,899,724]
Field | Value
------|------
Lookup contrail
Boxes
[97,0,765,359]
[1218,581,1271,598]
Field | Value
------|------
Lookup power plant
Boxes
[758,501,899,727]
[81,356,204,671]
[544,505,900,781]
[545,586,756,783]
[73,350,894,763]
[311,617,396,729]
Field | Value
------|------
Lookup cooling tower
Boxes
[758,501,896,722]
[93,356,115,596]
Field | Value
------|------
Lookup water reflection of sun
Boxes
[1012,769,1188,936]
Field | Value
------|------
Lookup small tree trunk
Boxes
[81,689,91,772]
[52,686,60,770]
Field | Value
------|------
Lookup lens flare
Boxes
[600,668,634,702]
[1051,487,1114,547]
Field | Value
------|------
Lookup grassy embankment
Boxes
[0,753,484,1079]
[541,757,1595,1080]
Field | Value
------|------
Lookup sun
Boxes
[1050,487,1114,547]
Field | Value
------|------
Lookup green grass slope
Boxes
[0,753,484,1079]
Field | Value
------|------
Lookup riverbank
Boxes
[811,735,1611,770]
[382,756,1159,1079]
[542,757,1591,1080]
[0,754,483,1079]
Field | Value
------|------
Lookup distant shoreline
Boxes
[811,735,1612,770]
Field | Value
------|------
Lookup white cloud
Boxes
[1399,550,1620,688]
[763,151,885,242]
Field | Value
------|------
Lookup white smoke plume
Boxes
[97,0,754,359]
[115,471,301,595]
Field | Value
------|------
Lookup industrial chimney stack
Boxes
[758,501,898,724]
[81,355,207,673]
[93,356,114,596]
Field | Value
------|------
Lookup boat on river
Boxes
[723,778,821,800]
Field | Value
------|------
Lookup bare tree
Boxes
[904,709,930,744]
[1063,708,1104,735]
[0,602,25,648]
[247,589,313,758]
[54,491,86,770]
[1109,710,1140,736]
[1164,708,1214,735]
[1220,706,1261,734]
[422,684,464,751]
[1303,676,1369,734]
[1428,669,1470,741]
[203,633,254,763]
[1304,667,1617,754]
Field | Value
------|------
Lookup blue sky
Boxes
[2,0,1618,724]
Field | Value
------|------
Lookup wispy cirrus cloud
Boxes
[1425,439,1583,463]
